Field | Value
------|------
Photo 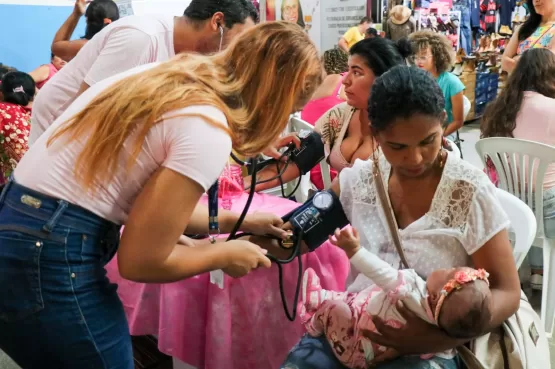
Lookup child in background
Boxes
[301,227,492,369]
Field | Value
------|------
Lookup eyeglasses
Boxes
[414,54,433,62]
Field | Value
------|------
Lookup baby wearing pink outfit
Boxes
[300,227,492,369]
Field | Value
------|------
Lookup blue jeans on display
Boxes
[454,5,472,54]
[0,180,133,369]
[281,334,462,369]
[528,186,555,270]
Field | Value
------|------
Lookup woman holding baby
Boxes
[274,65,522,368]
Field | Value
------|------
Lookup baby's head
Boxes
[426,267,492,339]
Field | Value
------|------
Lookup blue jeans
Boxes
[454,5,472,54]
[0,180,132,369]
[281,335,462,369]
[529,186,555,270]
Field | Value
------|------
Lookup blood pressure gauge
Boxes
[312,191,334,212]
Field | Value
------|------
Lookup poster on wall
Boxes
[320,0,367,51]
[274,0,322,50]
[114,0,134,17]
[414,8,461,50]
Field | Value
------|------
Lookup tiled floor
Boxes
[0,123,552,368]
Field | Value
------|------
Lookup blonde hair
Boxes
[49,21,323,190]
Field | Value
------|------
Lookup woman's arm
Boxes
[28,65,51,86]
[338,37,350,52]
[501,28,521,73]
[118,167,271,283]
[51,0,88,62]
[184,202,288,239]
[245,160,301,192]
[443,91,464,136]
[471,229,521,327]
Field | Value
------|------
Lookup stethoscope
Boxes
[206,152,329,321]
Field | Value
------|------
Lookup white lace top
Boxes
[340,152,511,293]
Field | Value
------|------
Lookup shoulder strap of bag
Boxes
[372,155,411,269]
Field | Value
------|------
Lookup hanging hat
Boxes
[390,5,412,25]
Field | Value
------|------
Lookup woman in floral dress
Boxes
[0,72,34,182]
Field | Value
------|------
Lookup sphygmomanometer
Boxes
[194,130,349,321]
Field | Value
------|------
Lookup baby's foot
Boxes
[302,268,326,312]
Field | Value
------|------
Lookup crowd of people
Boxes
[0,0,553,368]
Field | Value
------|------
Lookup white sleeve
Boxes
[463,179,511,254]
[161,106,232,191]
[349,248,401,292]
[84,28,154,87]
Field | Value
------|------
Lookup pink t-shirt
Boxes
[512,91,555,189]
[15,63,232,224]
[36,63,59,90]
[30,15,175,145]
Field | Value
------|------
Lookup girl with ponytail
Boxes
[0,71,35,182]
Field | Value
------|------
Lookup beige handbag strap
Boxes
[456,345,487,369]
[372,155,411,269]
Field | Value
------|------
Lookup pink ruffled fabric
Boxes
[105,193,350,369]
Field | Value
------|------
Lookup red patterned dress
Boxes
[0,102,31,183]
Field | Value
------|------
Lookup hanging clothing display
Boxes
[453,0,472,54]
[498,0,516,28]
[470,0,481,27]
[481,0,498,33]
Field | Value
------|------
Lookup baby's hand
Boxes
[329,227,361,258]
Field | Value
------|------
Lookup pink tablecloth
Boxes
[105,193,350,369]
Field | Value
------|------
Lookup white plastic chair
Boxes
[476,137,555,337]
[463,95,471,119]
[287,117,314,202]
[496,188,537,269]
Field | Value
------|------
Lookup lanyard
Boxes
[207,181,220,243]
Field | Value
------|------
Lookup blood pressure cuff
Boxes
[282,190,349,251]
[289,131,326,175]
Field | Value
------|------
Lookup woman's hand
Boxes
[221,240,272,278]
[73,0,90,16]
[243,212,289,239]
[362,301,463,359]
[262,133,301,160]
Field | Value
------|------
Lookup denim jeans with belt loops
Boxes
[0,180,133,369]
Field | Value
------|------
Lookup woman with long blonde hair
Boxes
[0,21,323,369]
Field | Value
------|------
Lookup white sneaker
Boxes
[530,274,543,291]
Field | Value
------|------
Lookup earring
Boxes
[218,25,224,52]
[437,148,446,169]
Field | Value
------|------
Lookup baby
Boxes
[300,227,492,369]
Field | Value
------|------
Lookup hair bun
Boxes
[395,38,413,59]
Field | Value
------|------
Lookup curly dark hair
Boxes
[409,30,454,74]
[369,66,445,132]
[322,48,349,75]
[481,48,555,139]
